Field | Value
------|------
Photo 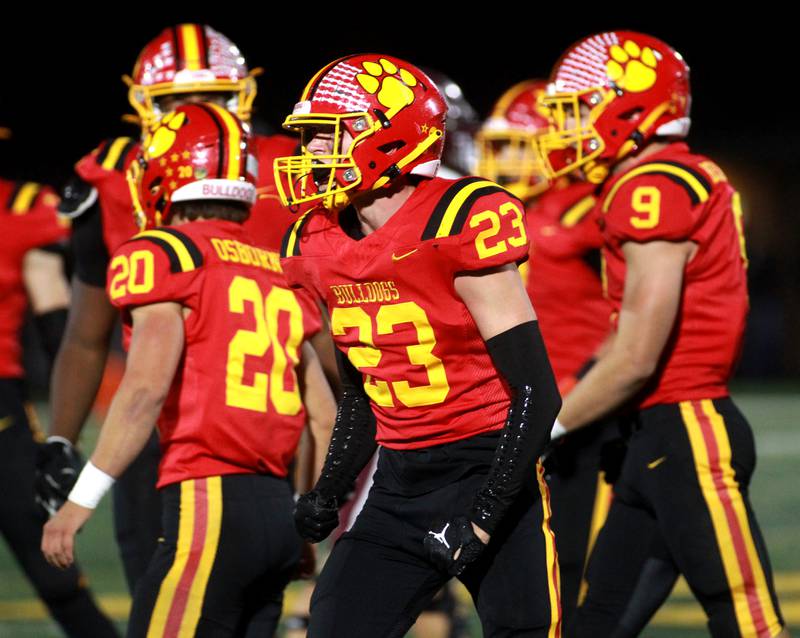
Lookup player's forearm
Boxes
[87,302,184,476]
[558,345,652,431]
[310,412,335,482]
[49,336,111,443]
[472,321,561,536]
[49,280,117,444]
[300,344,337,481]
[560,242,689,431]
[308,349,377,501]
[313,387,377,502]
[88,375,166,478]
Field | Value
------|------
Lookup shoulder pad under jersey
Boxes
[58,174,98,219]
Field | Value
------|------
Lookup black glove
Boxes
[294,490,339,543]
[423,516,486,577]
[34,438,84,517]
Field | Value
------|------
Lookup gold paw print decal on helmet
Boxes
[606,40,658,93]
[356,59,417,112]
[143,111,187,160]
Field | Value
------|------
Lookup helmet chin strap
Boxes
[583,160,608,184]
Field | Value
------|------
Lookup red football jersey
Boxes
[75,137,141,255]
[107,220,321,488]
[0,180,68,377]
[281,176,530,450]
[522,181,609,385]
[599,142,749,408]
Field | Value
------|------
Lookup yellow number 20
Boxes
[108,250,155,300]
[226,276,304,415]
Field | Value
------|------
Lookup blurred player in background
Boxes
[422,69,480,180]
[42,104,335,637]
[477,79,613,625]
[0,146,119,636]
[37,23,333,595]
[277,54,562,637]
[539,31,789,637]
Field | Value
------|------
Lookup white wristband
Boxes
[68,461,116,509]
[551,418,568,441]
[46,435,74,447]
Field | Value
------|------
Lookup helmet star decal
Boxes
[356,58,418,112]
[606,40,659,92]
[143,111,188,160]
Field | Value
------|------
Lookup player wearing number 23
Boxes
[42,104,335,638]
[278,54,562,637]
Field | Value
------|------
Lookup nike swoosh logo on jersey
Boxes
[392,249,419,262]
[647,456,667,470]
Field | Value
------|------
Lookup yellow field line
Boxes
[2,573,800,625]
[653,601,800,627]
[0,595,130,621]
[669,573,800,597]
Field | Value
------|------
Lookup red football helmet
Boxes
[538,31,691,184]
[128,103,257,230]
[477,80,551,200]
[273,54,447,210]
[124,24,260,129]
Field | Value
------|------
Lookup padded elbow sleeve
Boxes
[471,321,562,535]
[313,350,377,503]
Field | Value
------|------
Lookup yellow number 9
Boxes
[630,186,661,229]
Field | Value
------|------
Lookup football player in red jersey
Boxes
[478,80,619,626]
[0,178,119,637]
[314,68,481,638]
[275,55,562,637]
[42,104,335,637]
[39,23,334,594]
[538,32,789,638]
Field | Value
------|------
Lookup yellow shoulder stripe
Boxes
[435,179,498,238]
[135,229,198,272]
[561,195,596,228]
[101,138,133,171]
[282,210,312,258]
[602,162,710,213]
[11,183,41,214]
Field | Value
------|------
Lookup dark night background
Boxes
[1,10,797,378]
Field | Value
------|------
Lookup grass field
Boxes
[2,387,798,637]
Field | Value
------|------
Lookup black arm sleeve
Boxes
[470,320,562,535]
[60,175,109,287]
[312,349,377,504]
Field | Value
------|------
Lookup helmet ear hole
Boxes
[378,140,406,155]
[619,107,644,122]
